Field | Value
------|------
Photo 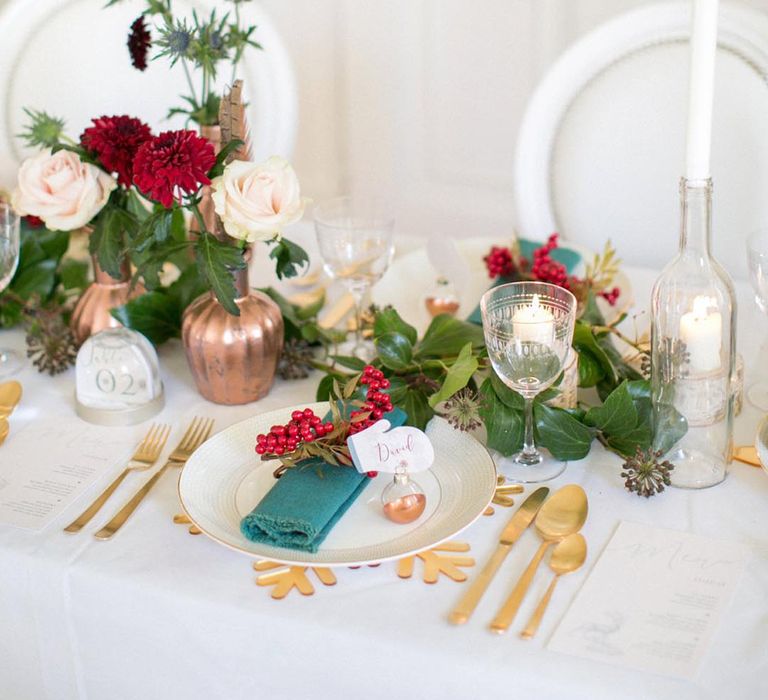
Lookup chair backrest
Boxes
[0,0,297,189]
[513,1,768,280]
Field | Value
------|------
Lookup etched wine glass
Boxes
[481,281,577,482]
[747,229,768,410]
[314,196,394,360]
[0,202,21,376]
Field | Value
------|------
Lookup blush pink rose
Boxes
[211,156,307,242]
[12,149,116,231]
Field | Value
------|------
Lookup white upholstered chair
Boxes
[513,1,768,280]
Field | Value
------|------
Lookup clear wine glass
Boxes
[746,229,768,409]
[481,281,577,483]
[314,196,394,360]
[0,202,21,377]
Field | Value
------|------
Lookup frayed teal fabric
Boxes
[240,408,407,552]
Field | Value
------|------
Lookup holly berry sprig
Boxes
[255,365,394,474]
[482,233,622,307]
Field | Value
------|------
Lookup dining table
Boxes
[1,233,767,700]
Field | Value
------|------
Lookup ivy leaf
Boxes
[268,237,309,280]
[572,321,615,388]
[417,314,484,357]
[478,377,524,455]
[395,388,434,431]
[489,371,524,410]
[195,232,245,316]
[11,260,56,298]
[374,307,418,345]
[428,342,479,408]
[585,381,652,457]
[375,331,413,370]
[111,292,180,346]
[534,403,594,461]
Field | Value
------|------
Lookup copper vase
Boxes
[70,256,145,346]
[190,125,221,236]
[181,259,284,405]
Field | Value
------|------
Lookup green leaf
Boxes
[167,263,208,310]
[111,292,180,346]
[586,381,653,457]
[579,289,606,326]
[89,208,124,279]
[331,355,367,371]
[489,371,524,410]
[316,374,335,402]
[295,291,325,321]
[534,403,594,461]
[417,314,485,357]
[59,259,89,291]
[572,321,616,388]
[428,342,478,408]
[396,388,434,431]
[575,348,603,387]
[208,139,245,178]
[37,229,69,261]
[478,377,524,456]
[268,237,309,280]
[11,260,56,297]
[375,331,413,370]
[194,232,245,316]
[374,307,418,345]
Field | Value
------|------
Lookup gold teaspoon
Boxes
[0,418,8,446]
[490,484,588,633]
[0,381,22,418]
[520,532,587,639]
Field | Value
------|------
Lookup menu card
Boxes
[0,417,136,530]
[548,521,749,679]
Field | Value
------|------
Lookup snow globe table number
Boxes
[75,328,164,425]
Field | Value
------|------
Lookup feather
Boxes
[218,79,253,162]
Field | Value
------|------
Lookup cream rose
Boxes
[211,156,307,242]
[12,149,116,231]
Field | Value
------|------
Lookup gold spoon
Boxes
[0,381,22,418]
[520,532,587,639]
[0,417,8,446]
[490,484,588,633]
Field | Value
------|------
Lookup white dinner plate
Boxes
[178,403,497,567]
[372,236,633,333]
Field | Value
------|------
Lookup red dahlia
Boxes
[80,115,152,187]
[132,130,216,208]
[128,16,151,71]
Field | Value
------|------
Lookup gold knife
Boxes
[448,487,549,625]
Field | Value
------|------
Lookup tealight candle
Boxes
[679,295,722,372]
[512,294,555,345]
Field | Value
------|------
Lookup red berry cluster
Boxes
[600,286,621,306]
[531,234,569,288]
[255,408,335,457]
[483,246,515,279]
[348,366,393,436]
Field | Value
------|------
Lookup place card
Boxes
[347,419,435,474]
[548,521,749,679]
[0,417,137,530]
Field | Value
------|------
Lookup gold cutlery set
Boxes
[0,380,22,446]
[450,484,588,639]
[64,417,214,539]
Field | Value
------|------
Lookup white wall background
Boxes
[3,0,768,243]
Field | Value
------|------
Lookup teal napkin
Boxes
[241,407,408,552]
[466,239,581,325]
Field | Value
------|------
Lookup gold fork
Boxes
[64,424,171,534]
[94,417,214,540]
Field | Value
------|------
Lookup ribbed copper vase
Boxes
[70,256,145,346]
[190,125,221,236]
[181,260,284,404]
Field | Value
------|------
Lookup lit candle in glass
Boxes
[679,295,722,372]
[512,294,555,345]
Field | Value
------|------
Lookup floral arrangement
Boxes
[256,366,394,474]
[13,110,308,321]
[111,0,260,126]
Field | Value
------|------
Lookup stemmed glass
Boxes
[314,196,394,360]
[746,229,768,409]
[0,202,21,377]
[481,281,577,483]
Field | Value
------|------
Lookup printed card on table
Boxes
[548,521,750,680]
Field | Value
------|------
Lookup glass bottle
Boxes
[650,178,736,488]
[425,277,460,317]
[381,463,426,524]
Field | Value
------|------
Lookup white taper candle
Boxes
[685,0,719,180]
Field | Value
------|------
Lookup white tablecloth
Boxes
[1,265,767,700]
